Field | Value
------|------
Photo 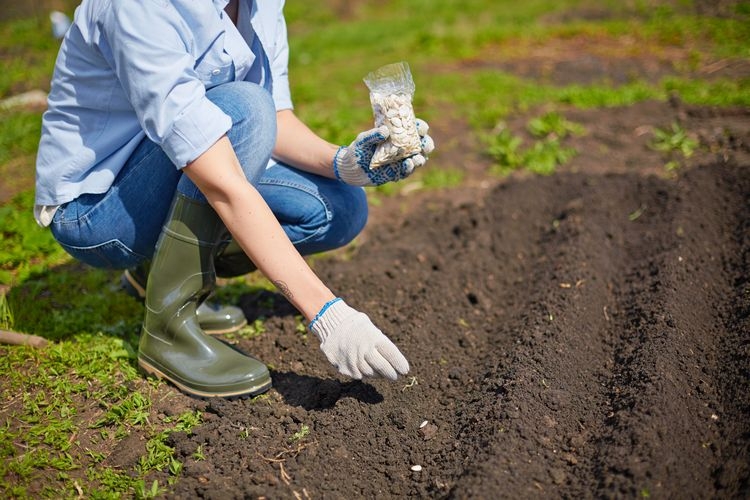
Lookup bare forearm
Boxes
[184,136,335,320]
[215,185,334,319]
[273,109,338,177]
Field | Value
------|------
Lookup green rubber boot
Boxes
[215,238,257,278]
[138,194,271,398]
[122,262,248,335]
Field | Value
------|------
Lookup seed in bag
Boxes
[364,62,422,168]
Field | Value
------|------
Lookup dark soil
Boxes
[151,95,750,499]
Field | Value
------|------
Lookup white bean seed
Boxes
[369,91,421,167]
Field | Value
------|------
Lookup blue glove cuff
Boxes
[332,146,347,182]
[308,297,343,330]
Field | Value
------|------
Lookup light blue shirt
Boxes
[35,0,292,210]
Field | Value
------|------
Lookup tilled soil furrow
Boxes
[443,173,641,498]
[443,167,750,499]
[708,164,750,495]
[592,165,748,498]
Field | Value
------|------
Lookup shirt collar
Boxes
[212,0,230,13]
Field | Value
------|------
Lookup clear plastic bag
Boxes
[364,62,422,168]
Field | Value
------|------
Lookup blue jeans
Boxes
[50,82,368,269]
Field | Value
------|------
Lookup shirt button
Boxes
[212,69,221,75]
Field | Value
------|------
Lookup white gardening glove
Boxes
[308,298,410,380]
[333,119,435,187]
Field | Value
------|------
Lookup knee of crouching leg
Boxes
[332,185,368,247]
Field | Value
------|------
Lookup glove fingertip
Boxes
[344,366,363,380]
[415,119,429,137]
[376,344,410,378]
[402,157,415,175]
[394,356,410,376]
[421,135,435,156]
[411,154,426,169]
[364,350,398,380]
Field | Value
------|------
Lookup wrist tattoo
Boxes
[273,280,293,301]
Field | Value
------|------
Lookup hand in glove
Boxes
[333,119,435,187]
[308,298,410,380]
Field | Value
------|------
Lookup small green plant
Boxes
[650,122,699,171]
[628,204,647,222]
[289,424,310,443]
[94,392,152,428]
[170,410,203,434]
[486,116,580,176]
[193,444,206,461]
[137,479,166,500]
[139,430,179,476]
[486,127,525,174]
[226,317,266,342]
[524,138,578,176]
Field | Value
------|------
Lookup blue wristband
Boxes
[308,297,342,330]
[332,146,346,182]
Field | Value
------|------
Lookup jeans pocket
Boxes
[57,239,141,270]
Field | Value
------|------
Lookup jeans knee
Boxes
[206,82,276,184]
[329,185,368,247]
[257,167,369,255]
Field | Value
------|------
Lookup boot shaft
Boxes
[145,194,228,336]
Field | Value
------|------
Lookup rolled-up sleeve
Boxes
[269,3,293,111]
[100,2,230,168]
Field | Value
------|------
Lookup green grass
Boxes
[0,191,68,286]
[0,0,748,496]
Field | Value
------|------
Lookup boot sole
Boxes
[199,318,248,336]
[138,358,272,398]
[123,270,248,335]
